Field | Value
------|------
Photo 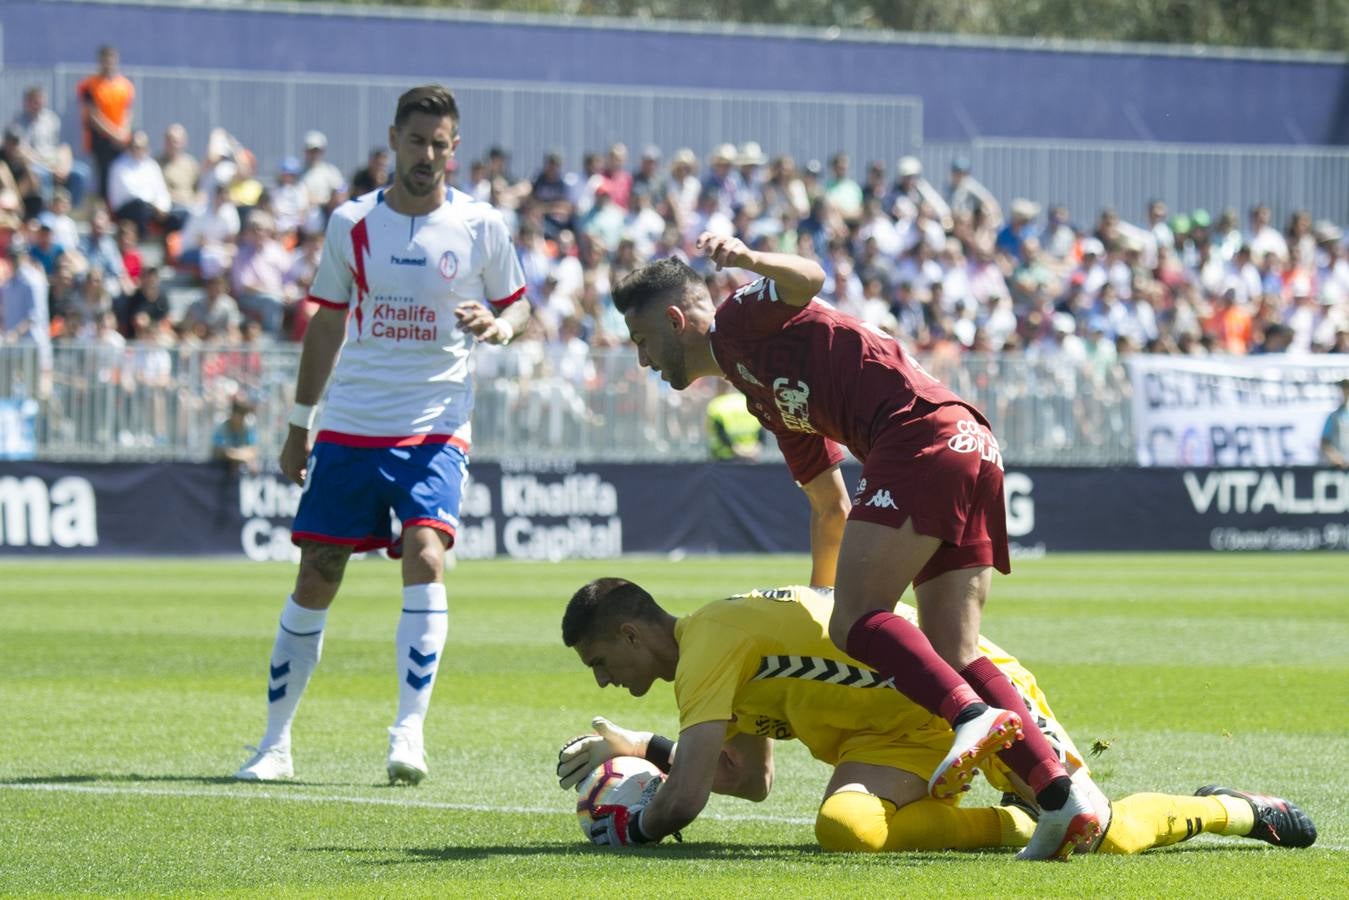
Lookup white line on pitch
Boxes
[0,781,816,825]
[7,783,1344,852]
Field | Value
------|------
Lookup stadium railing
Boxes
[920,138,1349,227]
[0,344,1134,465]
[6,63,1346,226]
[0,64,923,191]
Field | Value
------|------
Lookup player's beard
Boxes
[399,163,440,197]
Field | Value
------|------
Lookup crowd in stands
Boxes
[4,45,1349,383]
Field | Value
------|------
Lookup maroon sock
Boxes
[959,656,1067,795]
[845,610,982,724]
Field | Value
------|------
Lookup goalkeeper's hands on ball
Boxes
[557,716,654,789]
[588,778,673,848]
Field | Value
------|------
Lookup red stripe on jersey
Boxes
[315,430,471,452]
[489,285,526,310]
[307,294,346,310]
[349,217,372,337]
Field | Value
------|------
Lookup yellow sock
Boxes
[816,791,1007,853]
[1098,793,1241,855]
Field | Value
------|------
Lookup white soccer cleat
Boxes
[1017,782,1102,860]
[386,728,428,785]
[928,706,1023,800]
[234,744,294,781]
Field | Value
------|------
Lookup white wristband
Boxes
[288,403,317,430]
[494,318,515,344]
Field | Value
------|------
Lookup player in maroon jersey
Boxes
[610,233,1100,860]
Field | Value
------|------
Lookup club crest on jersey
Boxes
[438,250,459,281]
[736,363,764,387]
[947,419,1005,470]
[772,378,814,432]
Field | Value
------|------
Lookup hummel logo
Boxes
[864,489,897,509]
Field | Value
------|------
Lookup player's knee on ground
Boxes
[816,791,893,852]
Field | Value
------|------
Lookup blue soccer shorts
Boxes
[290,441,469,555]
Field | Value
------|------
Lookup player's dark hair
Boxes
[394,84,460,131]
[611,258,703,316]
[562,578,665,647]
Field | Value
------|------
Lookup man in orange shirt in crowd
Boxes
[77,45,135,202]
[1203,287,1253,354]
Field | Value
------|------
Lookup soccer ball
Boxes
[574,755,663,839]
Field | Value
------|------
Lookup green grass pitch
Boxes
[2,553,1346,897]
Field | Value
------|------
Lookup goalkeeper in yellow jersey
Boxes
[558,580,1317,856]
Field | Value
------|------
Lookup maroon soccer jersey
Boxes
[709,277,976,484]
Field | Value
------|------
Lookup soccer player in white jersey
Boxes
[234,85,529,785]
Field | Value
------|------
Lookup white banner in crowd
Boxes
[1127,355,1349,466]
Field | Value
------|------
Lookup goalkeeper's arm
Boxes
[632,720,728,841]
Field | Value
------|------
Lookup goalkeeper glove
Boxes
[557,716,652,789]
[588,778,666,848]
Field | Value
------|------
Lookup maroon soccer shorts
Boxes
[847,402,1011,585]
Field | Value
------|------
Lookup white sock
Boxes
[393,583,449,734]
[259,595,328,751]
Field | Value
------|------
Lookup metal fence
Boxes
[0,343,1134,465]
[919,139,1349,227]
[0,63,923,182]
[6,61,1346,225]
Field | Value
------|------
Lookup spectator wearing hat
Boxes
[702,143,739,216]
[271,156,311,239]
[1283,274,1320,352]
[107,130,175,239]
[350,146,390,197]
[995,198,1040,261]
[665,148,701,229]
[10,85,91,209]
[886,155,950,227]
[947,156,1000,228]
[734,141,768,208]
[1321,379,1349,469]
[300,130,344,206]
[1313,221,1349,307]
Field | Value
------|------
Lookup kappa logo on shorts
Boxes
[864,489,897,509]
[946,420,1005,470]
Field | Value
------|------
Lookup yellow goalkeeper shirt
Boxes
[672,586,1082,776]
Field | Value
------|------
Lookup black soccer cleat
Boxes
[1195,785,1318,848]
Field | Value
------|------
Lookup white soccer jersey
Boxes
[307,188,526,448]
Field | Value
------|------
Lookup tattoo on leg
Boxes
[301,541,352,584]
